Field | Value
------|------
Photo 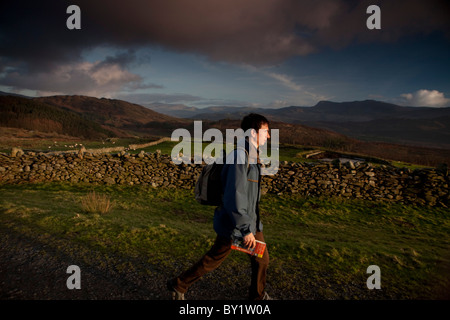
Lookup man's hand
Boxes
[243,233,256,249]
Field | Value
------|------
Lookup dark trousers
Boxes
[173,231,269,300]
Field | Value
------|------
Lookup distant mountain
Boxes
[146,103,200,119]
[152,100,450,122]
[145,103,265,120]
[292,100,450,122]
[148,100,450,149]
[291,101,450,149]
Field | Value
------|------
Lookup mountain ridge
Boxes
[146,100,450,149]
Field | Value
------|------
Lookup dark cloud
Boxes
[313,0,450,49]
[1,0,449,73]
[0,60,144,97]
[0,45,161,96]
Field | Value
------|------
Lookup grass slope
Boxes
[0,96,115,139]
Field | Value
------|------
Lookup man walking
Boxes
[167,113,272,300]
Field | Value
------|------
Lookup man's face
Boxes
[257,123,270,147]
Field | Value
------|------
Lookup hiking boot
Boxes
[167,280,185,300]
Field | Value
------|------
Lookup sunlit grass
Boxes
[81,191,114,215]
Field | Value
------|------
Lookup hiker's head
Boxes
[241,113,270,147]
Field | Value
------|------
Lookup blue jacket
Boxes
[213,138,263,239]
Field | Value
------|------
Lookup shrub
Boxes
[81,191,114,215]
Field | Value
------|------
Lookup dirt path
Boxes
[0,228,162,300]
[0,226,249,300]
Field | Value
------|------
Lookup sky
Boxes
[1,0,449,109]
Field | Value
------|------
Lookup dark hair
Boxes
[241,113,269,132]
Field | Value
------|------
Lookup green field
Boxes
[0,182,448,299]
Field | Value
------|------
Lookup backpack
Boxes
[194,148,249,206]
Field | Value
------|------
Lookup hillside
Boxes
[35,95,191,137]
[202,119,450,166]
[202,119,356,149]
[0,96,115,139]
[309,117,450,149]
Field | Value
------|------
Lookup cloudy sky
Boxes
[1,0,449,108]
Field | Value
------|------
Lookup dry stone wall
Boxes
[0,150,448,207]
